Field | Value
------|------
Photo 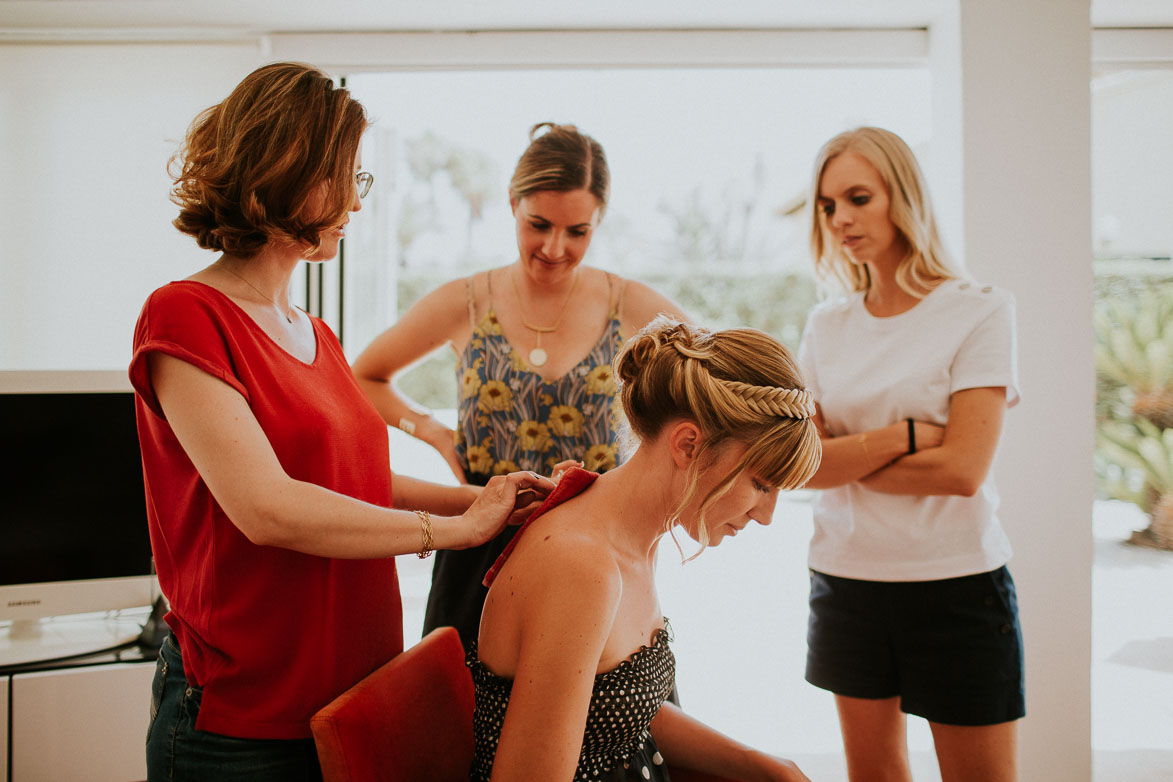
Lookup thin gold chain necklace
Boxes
[221,264,294,324]
[509,266,580,368]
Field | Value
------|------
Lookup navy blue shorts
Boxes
[805,566,1025,726]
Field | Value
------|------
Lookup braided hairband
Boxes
[720,380,816,420]
[658,330,815,420]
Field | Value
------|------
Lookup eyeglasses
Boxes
[355,171,374,199]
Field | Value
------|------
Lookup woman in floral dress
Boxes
[353,122,686,647]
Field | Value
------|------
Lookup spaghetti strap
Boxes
[465,275,478,331]
[613,275,628,320]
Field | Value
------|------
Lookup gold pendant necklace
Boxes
[510,266,580,368]
[221,264,294,324]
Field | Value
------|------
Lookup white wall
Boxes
[0,42,267,369]
[933,2,1094,780]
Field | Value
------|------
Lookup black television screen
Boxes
[1,390,153,587]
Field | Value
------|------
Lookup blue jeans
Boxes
[146,634,323,782]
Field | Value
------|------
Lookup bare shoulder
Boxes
[479,507,621,675]
[404,275,473,322]
[617,276,691,334]
[504,508,621,599]
[488,505,622,635]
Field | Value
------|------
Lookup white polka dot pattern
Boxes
[467,624,676,781]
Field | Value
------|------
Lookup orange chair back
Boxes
[311,627,474,782]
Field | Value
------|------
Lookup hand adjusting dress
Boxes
[467,468,676,782]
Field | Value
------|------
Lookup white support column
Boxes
[931,2,1094,780]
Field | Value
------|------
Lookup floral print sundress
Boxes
[421,270,628,647]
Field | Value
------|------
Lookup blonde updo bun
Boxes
[615,315,822,552]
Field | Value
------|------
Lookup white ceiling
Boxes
[0,0,1170,36]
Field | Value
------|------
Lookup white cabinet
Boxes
[8,661,154,782]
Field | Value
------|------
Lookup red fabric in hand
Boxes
[481,467,599,587]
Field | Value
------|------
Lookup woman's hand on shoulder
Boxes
[452,470,555,548]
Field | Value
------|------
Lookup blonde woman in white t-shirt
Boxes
[796,126,1023,782]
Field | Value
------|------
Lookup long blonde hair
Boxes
[614,316,822,555]
[809,126,962,298]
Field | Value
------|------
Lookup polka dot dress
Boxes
[467,624,676,781]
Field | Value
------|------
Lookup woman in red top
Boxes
[132,62,552,782]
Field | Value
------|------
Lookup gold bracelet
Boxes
[414,509,433,559]
[858,433,873,470]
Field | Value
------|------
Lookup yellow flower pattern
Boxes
[585,364,618,396]
[453,305,627,481]
[477,380,512,413]
[460,368,482,399]
[583,443,618,472]
[465,445,494,475]
[547,405,585,438]
[518,420,553,453]
[492,459,520,475]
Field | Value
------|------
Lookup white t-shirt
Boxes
[797,278,1020,582]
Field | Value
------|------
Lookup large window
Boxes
[342,66,932,406]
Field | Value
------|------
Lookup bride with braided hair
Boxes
[468,315,820,782]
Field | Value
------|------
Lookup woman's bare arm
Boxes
[390,474,478,516]
[649,703,809,782]
[487,539,622,782]
[150,352,551,557]
[858,386,1007,497]
[352,277,472,482]
[802,405,946,489]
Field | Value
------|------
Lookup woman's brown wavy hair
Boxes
[168,62,368,258]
